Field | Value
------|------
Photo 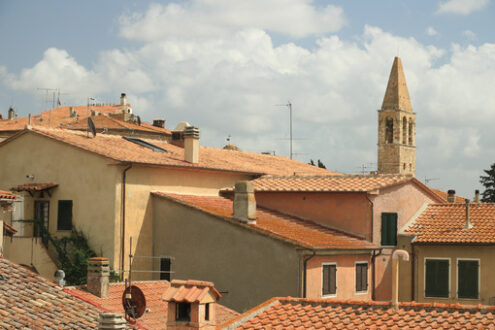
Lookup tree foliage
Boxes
[308,159,326,169]
[480,163,495,202]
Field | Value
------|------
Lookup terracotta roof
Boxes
[153,193,378,250]
[61,115,172,135]
[381,56,413,112]
[430,187,466,203]
[0,257,99,329]
[403,203,495,244]
[11,182,58,192]
[162,279,221,303]
[225,174,414,192]
[65,280,238,329]
[0,189,17,199]
[223,297,495,329]
[4,127,336,176]
[3,222,18,236]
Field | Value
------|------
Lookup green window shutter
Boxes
[57,200,73,231]
[425,259,449,298]
[458,260,479,299]
[381,213,398,246]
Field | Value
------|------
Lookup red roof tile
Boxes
[162,279,221,303]
[429,188,467,203]
[0,257,99,328]
[4,127,337,176]
[3,221,18,236]
[222,297,495,329]
[403,203,495,244]
[61,115,172,135]
[0,189,17,199]
[153,193,378,250]
[11,182,58,192]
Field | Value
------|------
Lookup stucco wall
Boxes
[305,254,373,301]
[152,196,300,312]
[0,132,121,271]
[254,192,371,239]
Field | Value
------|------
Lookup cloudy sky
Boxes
[1,0,494,198]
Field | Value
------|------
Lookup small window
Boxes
[458,260,479,299]
[385,118,394,143]
[205,303,210,321]
[408,119,413,145]
[176,303,191,322]
[425,259,449,298]
[123,136,168,153]
[355,262,368,293]
[402,117,407,144]
[57,200,72,231]
[381,213,397,246]
[322,263,337,296]
[160,258,171,281]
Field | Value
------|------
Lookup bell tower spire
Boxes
[377,57,416,176]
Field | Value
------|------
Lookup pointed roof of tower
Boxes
[381,57,413,112]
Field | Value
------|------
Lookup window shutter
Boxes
[322,265,330,295]
[329,265,337,294]
[381,213,398,246]
[425,259,449,298]
[362,264,368,290]
[458,260,479,299]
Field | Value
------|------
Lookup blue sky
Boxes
[1,0,494,197]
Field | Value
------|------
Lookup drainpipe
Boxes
[121,164,132,277]
[391,249,409,311]
[371,248,382,301]
[411,243,416,301]
[302,249,316,298]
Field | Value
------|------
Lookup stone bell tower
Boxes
[377,57,416,176]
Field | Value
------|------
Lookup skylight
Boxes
[123,136,167,153]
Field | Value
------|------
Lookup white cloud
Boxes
[119,0,345,40]
[462,29,477,40]
[426,27,438,36]
[436,0,490,15]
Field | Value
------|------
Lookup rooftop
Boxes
[153,193,377,250]
[0,257,99,329]
[403,202,495,244]
[223,297,495,329]
[4,127,337,176]
[162,279,221,303]
[0,189,17,199]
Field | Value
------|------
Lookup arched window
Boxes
[408,119,413,145]
[402,117,407,144]
[385,118,393,143]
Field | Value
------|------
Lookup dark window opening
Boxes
[385,118,394,143]
[425,259,449,298]
[356,263,368,292]
[205,303,210,321]
[402,117,407,144]
[57,200,73,231]
[408,119,413,145]
[381,213,397,246]
[322,264,337,296]
[34,201,49,245]
[458,260,479,299]
[176,303,191,322]
[160,258,171,281]
[123,136,168,153]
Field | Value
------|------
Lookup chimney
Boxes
[153,119,165,128]
[465,199,473,229]
[120,93,127,106]
[8,106,15,120]
[87,257,109,298]
[447,189,456,203]
[98,313,126,330]
[474,190,480,203]
[391,249,409,311]
[233,181,256,224]
[183,126,200,163]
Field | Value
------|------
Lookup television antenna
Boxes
[275,101,293,159]
[122,237,147,324]
[424,177,439,185]
[357,162,377,174]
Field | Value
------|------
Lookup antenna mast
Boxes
[275,101,293,159]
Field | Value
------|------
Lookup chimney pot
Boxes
[87,257,110,298]
[153,119,165,128]
[98,312,126,329]
[120,93,127,106]
[465,199,473,229]
[8,107,15,120]
[447,189,456,203]
[474,190,480,203]
[183,126,200,163]
[233,181,256,223]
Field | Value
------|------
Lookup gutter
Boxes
[121,164,132,277]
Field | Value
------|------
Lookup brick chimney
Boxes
[153,119,165,128]
[447,190,456,203]
[87,257,109,298]
[98,313,126,329]
[233,181,256,224]
[183,126,200,164]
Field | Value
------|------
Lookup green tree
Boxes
[480,163,495,202]
[308,159,315,166]
[317,159,326,169]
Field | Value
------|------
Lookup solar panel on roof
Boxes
[123,136,167,153]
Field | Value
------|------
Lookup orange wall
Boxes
[305,254,373,301]
[255,192,371,239]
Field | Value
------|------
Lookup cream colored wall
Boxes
[410,245,495,305]
[0,132,121,270]
[119,166,252,280]
[152,196,300,312]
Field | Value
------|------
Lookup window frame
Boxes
[176,302,191,322]
[355,261,369,294]
[57,200,73,231]
[457,258,480,300]
[381,212,398,247]
[424,257,451,299]
[321,262,337,297]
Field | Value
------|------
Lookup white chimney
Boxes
[447,189,456,203]
[98,313,126,330]
[465,199,473,229]
[8,107,15,120]
[233,181,256,224]
[391,249,409,311]
[120,93,127,106]
[183,126,200,163]
[474,190,480,203]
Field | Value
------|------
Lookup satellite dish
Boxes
[122,285,147,323]
[87,117,97,138]
[137,116,141,126]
